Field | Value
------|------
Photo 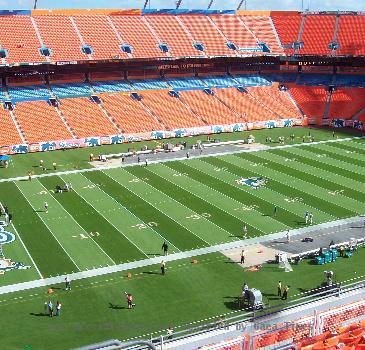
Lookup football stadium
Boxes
[1,0,365,349]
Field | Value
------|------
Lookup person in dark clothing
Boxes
[281,285,290,300]
[162,242,169,256]
[8,213,12,223]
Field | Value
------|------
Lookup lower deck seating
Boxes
[59,98,118,138]
[179,89,240,125]
[100,93,162,133]
[140,90,204,130]
[247,84,301,118]
[328,88,365,119]
[14,101,73,143]
[8,85,51,101]
[214,87,278,122]
[0,107,22,146]
[289,86,328,119]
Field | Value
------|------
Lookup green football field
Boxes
[0,127,365,349]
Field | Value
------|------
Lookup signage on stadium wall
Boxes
[2,119,307,155]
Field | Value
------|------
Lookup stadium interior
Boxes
[0,6,365,350]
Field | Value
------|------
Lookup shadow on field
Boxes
[108,303,125,310]
[223,296,241,310]
[30,312,48,317]
[143,271,160,275]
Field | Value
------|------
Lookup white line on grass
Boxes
[10,223,43,279]
[0,214,363,295]
[250,151,365,212]
[154,163,268,236]
[62,175,150,260]
[37,178,116,266]
[78,172,180,254]
[14,182,81,272]
[102,170,212,246]
[0,136,363,184]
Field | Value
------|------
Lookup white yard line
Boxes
[10,223,43,279]
[0,136,363,184]
[63,176,150,260]
[14,182,81,272]
[78,172,180,253]
[37,178,116,266]
[102,170,212,246]
[0,215,362,296]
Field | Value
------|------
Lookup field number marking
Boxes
[186,213,211,220]
[131,222,158,230]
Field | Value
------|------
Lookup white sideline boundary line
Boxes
[0,136,363,184]
[0,214,363,296]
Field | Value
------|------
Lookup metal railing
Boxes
[122,276,365,350]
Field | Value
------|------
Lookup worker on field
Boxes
[243,225,248,239]
[65,276,71,291]
[53,162,57,170]
[125,292,135,309]
[44,202,48,213]
[161,260,166,275]
[281,285,290,300]
[286,229,291,243]
[277,281,282,297]
[240,250,245,264]
[162,241,169,256]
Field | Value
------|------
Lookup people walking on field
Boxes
[240,250,245,264]
[309,212,313,225]
[243,225,248,239]
[44,202,48,213]
[161,260,166,275]
[286,229,291,243]
[53,162,57,171]
[125,292,134,309]
[162,241,169,256]
[273,206,277,217]
[55,301,61,316]
[277,281,282,297]
[47,301,53,317]
[281,285,290,300]
[28,171,32,181]
[65,276,71,291]
[305,211,309,225]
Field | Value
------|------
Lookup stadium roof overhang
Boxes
[0,55,365,78]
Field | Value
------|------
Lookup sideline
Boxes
[0,136,363,184]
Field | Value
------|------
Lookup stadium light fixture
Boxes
[207,0,214,9]
[176,0,183,9]
[34,0,38,9]
[237,0,246,10]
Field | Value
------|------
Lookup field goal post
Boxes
[278,253,293,272]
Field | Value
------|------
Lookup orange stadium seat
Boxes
[72,15,128,60]
[140,90,204,130]
[33,15,86,62]
[240,15,284,55]
[110,15,164,58]
[337,15,365,56]
[289,86,328,120]
[209,15,258,53]
[58,97,118,138]
[0,107,23,146]
[213,87,278,122]
[247,84,300,119]
[145,15,203,58]
[14,101,73,143]
[328,88,365,119]
[178,15,233,56]
[100,93,162,133]
[179,89,240,125]
[300,15,336,55]
[0,15,45,64]
[271,13,302,54]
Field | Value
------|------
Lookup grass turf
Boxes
[0,248,364,350]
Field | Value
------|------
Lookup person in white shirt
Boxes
[55,301,62,316]
[65,276,71,291]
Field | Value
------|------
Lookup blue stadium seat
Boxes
[334,75,365,87]
[166,77,206,90]
[262,73,298,83]
[297,74,333,86]
[92,80,132,93]
[8,85,51,102]
[51,83,91,98]
[0,88,6,101]
[200,75,237,88]
[128,79,169,91]
[233,74,271,86]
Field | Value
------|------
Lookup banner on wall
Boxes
[2,119,306,155]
